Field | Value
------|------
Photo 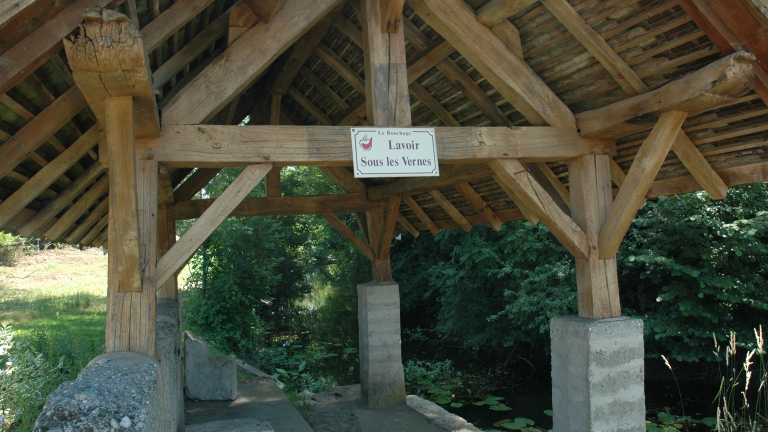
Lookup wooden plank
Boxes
[366,207,391,281]
[158,166,175,205]
[228,4,258,44]
[0,126,98,229]
[173,168,220,202]
[265,167,282,197]
[17,163,105,238]
[576,52,756,139]
[319,166,366,193]
[169,193,378,219]
[316,43,367,95]
[156,204,178,299]
[408,0,575,127]
[243,0,288,22]
[152,12,228,91]
[598,111,687,259]
[540,0,648,96]
[609,157,627,188]
[335,15,364,47]
[569,155,621,319]
[397,213,419,237]
[490,158,588,258]
[476,0,537,26]
[64,9,160,138]
[409,82,461,126]
[270,94,282,125]
[380,0,405,32]
[455,182,503,231]
[64,198,108,244]
[136,125,613,167]
[0,86,87,180]
[428,189,472,232]
[162,0,344,125]
[670,129,729,200]
[403,195,440,236]
[300,67,351,112]
[492,174,540,225]
[322,212,374,260]
[136,159,158,289]
[0,0,115,96]
[43,176,110,241]
[155,164,272,288]
[378,196,401,258]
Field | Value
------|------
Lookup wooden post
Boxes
[361,0,410,282]
[157,204,179,300]
[568,155,621,319]
[105,97,157,355]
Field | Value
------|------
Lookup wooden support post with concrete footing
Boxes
[354,0,408,408]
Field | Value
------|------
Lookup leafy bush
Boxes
[0,325,64,432]
[403,359,457,383]
[620,184,768,361]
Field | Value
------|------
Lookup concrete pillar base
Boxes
[358,281,406,408]
[551,316,645,432]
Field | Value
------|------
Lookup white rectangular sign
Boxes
[351,127,440,178]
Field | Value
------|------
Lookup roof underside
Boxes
[0,0,766,244]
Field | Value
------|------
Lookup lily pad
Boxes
[450,402,463,408]
[435,394,452,405]
[489,404,512,411]
[543,410,553,417]
[499,418,535,430]
[657,412,676,423]
[701,417,718,427]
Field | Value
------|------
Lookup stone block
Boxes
[184,332,237,401]
[551,316,645,432]
[358,281,406,408]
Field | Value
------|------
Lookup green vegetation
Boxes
[0,246,107,431]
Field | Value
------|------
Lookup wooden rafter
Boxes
[403,196,440,236]
[455,182,503,231]
[428,189,472,232]
[162,0,344,125]
[322,212,374,260]
[408,0,575,127]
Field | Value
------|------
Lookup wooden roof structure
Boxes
[0,0,767,347]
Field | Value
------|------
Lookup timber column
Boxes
[552,155,645,431]
[357,0,409,408]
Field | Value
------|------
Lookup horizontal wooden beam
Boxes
[576,52,755,139]
[136,125,613,167]
[169,192,381,220]
[647,160,768,199]
[475,0,536,26]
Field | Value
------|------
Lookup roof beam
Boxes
[162,0,344,125]
[490,158,588,258]
[428,189,472,232]
[540,0,647,96]
[0,127,98,230]
[136,125,612,167]
[17,163,104,238]
[64,197,108,244]
[44,173,109,241]
[475,0,536,26]
[243,0,287,22]
[670,129,729,200]
[0,85,87,180]
[492,174,540,225]
[576,52,755,139]
[403,196,440,236]
[408,0,575,127]
[397,213,420,237]
[64,10,160,138]
[598,111,687,259]
[455,182,503,231]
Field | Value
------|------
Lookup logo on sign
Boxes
[359,134,373,151]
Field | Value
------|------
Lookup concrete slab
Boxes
[185,418,273,432]
[185,377,313,432]
[308,385,481,432]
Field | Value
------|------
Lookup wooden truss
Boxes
[1,0,767,354]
